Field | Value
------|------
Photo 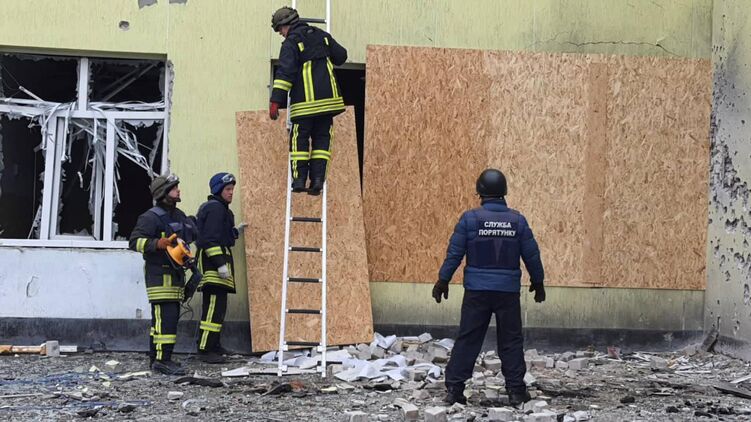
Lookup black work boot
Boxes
[307,178,324,196]
[508,388,531,406]
[213,343,231,356]
[152,360,186,376]
[291,178,307,193]
[198,350,226,364]
[444,388,467,405]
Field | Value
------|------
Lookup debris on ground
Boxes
[1,334,750,421]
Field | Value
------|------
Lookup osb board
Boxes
[236,108,374,352]
[364,45,710,290]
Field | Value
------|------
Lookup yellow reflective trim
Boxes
[326,58,339,98]
[291,124,299,179]
[200,295,217,350]
[302,61,314,102]
[154,304,162,360]
[297,42,304,52]
[290,104,346,118]
[273,82,291,91]
[290,97,344,111]
[163,273,172,287]
[136,238,147,253]
[324,37,329,46]
[153,334,177,344]
[200,321,222,333]
[274,79,292,89]
[205,246,223,257]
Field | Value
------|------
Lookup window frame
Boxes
[0,56,170,248]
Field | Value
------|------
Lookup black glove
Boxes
[432,280,449,303]
[529,283,545,303]
[183,271,202,303]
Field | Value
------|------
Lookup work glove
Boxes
[232,222,248,239]
[529,283,546,303]
[156,236,176,251]
[269,102,280,120]
[432,280,449,304]
[217,264,230,279]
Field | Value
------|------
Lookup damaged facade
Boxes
[0,54,169,245]
[0,0,748,395]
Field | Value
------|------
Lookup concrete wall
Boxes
[0,0,713,347]
[704,0,751,361]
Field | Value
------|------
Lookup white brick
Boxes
[524,411,557,422]
[530,358,547,369]
[424,406,447,422]
[418,333,433,343]
[545,358,555,368]
[345,410,368,422]
[488,407,515,422]
[399,403,419,421]
[483,358,502,371]
[568,358,589,371]
[555,360,569,370]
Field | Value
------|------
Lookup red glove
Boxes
[269,102,280,120]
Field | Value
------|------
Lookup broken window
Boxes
[0,116,44,239]
[0,53,169,246]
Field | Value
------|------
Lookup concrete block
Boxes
[371,347,385,359]
[390,339,403,353]
[424,406,447,422]
[523,400,547,412]
[555,360,569,370]
[524,349,539,358]
[43,341,60,357]
[430,346,449,363]
[524,411,557,422]
[345,410,368,422]
[104,360,121,372]
[398,403,419,421]
[483,358,502,371]
[409,369,427,382]
[568,358,589,371]
[488,407,515,421]
[167,391,184,400]
[411,389,430,400]
[482,389,499,400]
[545,358,555,369]
[572,410,591,421]
[327,364,344,378]
[524,372,537,386]
[560,352,576,362]
[418,333,433,343]
[530,358,547,369]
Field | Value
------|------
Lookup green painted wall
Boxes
[0,0,712,329]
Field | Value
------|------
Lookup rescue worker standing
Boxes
[269,6,348,196]
[129,174,197,376]
[194,173,239,364]
[433,169,546,406]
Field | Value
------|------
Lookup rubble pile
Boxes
[1,334,751,421]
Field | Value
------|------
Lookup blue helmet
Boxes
[210,172,236,196]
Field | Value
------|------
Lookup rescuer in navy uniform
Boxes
[433,168,546,407]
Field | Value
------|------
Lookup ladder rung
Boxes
[291,216,322,223]
[289,246,322,253]
[288,277,321,283]
[286,341,320,347]
[300,18,326,24]
[287,309,321,315]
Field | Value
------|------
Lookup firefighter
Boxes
[129,174,197,376]
[269,6,348,195]
[194,172,239,364]
[433,169,546,406]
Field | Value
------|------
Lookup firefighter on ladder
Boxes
[269,6,348,195]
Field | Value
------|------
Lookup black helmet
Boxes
[476,169,507,197]
[271,6,299,31]
[150,173,180,201]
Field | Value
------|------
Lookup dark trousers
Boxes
[197,286,228,352]
[289,115,334,182]
[445,290,526,393]
[149,301,180,362]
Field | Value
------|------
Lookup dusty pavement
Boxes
[1,341,751,421]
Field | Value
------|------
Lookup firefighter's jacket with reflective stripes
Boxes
[271,22,347,122]
[129,204,197,303]
[195,196,237,293]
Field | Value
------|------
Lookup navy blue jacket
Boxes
[438,199,544,292]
